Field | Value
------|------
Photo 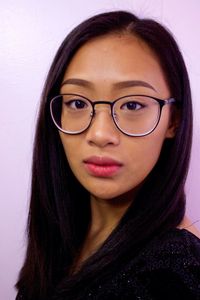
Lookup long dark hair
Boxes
[16,10,192,300]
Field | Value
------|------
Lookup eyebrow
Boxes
[61,78,156,91]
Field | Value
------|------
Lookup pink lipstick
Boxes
[83,156,123,177]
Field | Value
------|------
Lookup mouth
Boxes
[83,156,123,177]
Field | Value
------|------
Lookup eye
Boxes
[65,99,88,110]
[121,101,143,111]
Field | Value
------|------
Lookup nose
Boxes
[85,106,120,148]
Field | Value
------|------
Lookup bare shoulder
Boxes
[177,216,200,239]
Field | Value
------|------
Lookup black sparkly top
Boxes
[16,228,200,300]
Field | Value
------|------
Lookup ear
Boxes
[165,107,181,139]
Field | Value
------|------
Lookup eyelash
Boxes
[65,99,88,109]
[121,101,144,111]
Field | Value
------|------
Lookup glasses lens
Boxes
[113,96,160,136]
[50,95,92,133]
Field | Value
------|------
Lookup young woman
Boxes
[16,11,200,300]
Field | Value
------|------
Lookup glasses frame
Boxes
[50,93,176,137]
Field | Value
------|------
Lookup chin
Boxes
[90,192,119,201]
[90,188,137,202]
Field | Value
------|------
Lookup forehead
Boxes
[61,34,169,97]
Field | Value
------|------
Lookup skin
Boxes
[59,34,200,268]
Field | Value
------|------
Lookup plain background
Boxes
[0,1,200,299]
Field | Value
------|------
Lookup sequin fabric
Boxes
[80,229,200,300]
[16,228,200,300]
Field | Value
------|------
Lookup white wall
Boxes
[0,1,199,299]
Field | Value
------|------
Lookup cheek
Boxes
[59,133,84,175]
[136,138,163,172]
[125,125,168,182]
[137,110,170,170]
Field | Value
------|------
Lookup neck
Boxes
[89,190,135,236]
[70,189,139,273]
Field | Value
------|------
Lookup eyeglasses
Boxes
[50,94,176,137]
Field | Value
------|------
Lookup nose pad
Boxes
[86,108,120,147]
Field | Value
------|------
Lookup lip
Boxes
[83,156,123,177]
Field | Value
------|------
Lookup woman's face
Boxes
[59,34,175,200]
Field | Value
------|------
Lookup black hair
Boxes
[16,10,192,300]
